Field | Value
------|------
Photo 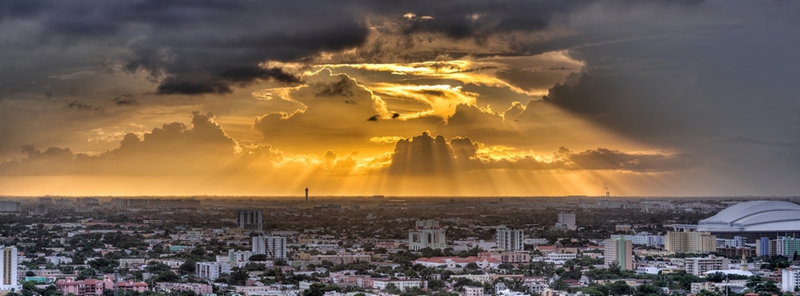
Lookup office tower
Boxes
[496,228,524,251]
[408,220,447,251]
[0,246,19,293]
[252,235,287,259]
[604,237,633,270]
[237,210,263,232]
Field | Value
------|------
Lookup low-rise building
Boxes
[463,286,484,296]
[55,279,113,296]
[119,258,146,268]
[156,282,213,295]
[372,279,424,291]
[45,256,73,265]
[479,252,531,263]
[117,281,149,293]
[414,256,501,269]
[685,257,729,276]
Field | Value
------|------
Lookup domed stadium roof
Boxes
[697,201,800,232]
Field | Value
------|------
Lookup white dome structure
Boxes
[697,201,800,232]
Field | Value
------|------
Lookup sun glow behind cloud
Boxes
[0,45,703,196]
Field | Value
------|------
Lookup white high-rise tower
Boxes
[0,246,19,293]
[496,229,524,251]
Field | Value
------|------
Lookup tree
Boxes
[179,260,196,274]
[608,280,632,296]
[635,284,660,296]
[88,258,119,274]
[230,269,249,286]
[76,268,97,280]
[508,279,526,292]
[146,262,171,274]
[608,261,622,276]
[696,290,717,296]
[302,283,341,296]
[384,283,401,294]
[428,280,446,291]
[249,254,268,261]
[706,272,726,283]
[153,271,180,282]
[550,278,569,290]
[581,287,607,296]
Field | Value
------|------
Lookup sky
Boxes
[1,0,799,197]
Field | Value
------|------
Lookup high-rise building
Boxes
[777,237,800,258]
[665,231,716,253]
[409,220,447,251]
[237,210,263,232]
[0,201,20,212]
[251,235,287,259]
[756,237,776,257]
[603,237,632,270]
[782,267,800,292]
[716,236,745,249]
[556,212,576,230]
[0,246,19,293]
[495,229,524,251]
[196,262,231,281]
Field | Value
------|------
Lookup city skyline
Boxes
[2,1,800,196]
[1,196,800,295]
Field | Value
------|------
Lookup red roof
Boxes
[415,256,501,264]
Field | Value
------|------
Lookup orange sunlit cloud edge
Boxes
[3,1,798,196]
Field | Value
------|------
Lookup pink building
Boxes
[55,279,113,296]
[56,279,148,296]
[117,281,149,293]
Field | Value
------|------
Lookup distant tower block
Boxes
[305,188,309,202]
[606,190,610,197]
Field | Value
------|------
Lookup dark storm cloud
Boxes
[3,0,370,95]
[541,2,800,172]
[314,76,357,97]
[66,101,101,112]
[2,0,707,96]
[387,133,700,174]
[112,94,138,106]
[397,1,577,41]
[563,147,700,172]
[389,132,454,175]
